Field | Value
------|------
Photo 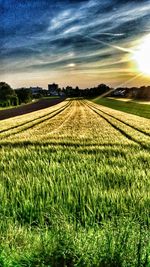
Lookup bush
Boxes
[15,88,32,104]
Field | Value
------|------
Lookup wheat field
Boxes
[0,99,149,266]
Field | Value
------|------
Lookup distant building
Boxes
[48,83,59,96]
[111,88,126,97]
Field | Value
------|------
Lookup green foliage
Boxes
[0,99,10,107]
[0,82,18,107]
[0,82,14,99]
[15,88,32,104]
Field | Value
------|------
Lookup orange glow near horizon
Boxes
[1,35,150,89]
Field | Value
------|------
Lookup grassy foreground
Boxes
[0,100,149,266]
[92,97,150,119]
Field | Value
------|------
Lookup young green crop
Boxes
[93,97,150,119]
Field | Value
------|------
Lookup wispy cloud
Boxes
[0,0,150,88]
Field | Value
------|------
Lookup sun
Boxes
[133,34,150,76]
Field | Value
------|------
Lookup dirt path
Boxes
[0,98,65,120]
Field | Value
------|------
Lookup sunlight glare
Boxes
[133,34,150,76]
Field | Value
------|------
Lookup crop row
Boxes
[87,100,150,134]
[84,100,150,149]
[0,100,71,140]
[0,99,149,266]
[0,100,136,146]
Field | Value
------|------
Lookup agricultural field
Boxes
[0,99,149,266]
[93,97,150,119]
[0,97,63,120]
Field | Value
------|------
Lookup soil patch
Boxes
[0,98,65,120]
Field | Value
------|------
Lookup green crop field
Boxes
[93,97,150,119]
[0,99,149,266]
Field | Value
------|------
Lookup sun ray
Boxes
[93,73,143,98]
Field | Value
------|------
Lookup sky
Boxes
[0,0,150,89]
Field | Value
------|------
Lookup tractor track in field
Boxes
[85,101,150,137]
[0,141,139,149]
[0,101,70,135]
[0,102,69,136]
[84,101,150,150]
[0,101,71,139]
[47,100,82,135]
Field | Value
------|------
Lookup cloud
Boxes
[0,0,150,88]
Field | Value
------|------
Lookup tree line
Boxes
[0,82,111,107]
[0,82,150,108]
[61,84,110,97]
[111,86,150,99]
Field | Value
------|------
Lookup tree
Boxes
[15,88,32,104]
[0,82,18,106]
[97,84,110,95]
[0,82,15,100]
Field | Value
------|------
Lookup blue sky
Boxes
[0,0,150,88]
